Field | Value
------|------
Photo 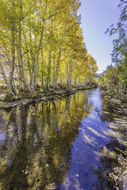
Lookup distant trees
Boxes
[0,0,97,96]
[100,0,127,99]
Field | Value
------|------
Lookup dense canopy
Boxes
[0,0,97,97]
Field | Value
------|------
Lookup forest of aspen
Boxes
[0,0,98,100]
[0,0,127,189]
[0,0,126,101]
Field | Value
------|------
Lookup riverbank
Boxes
[102,92,127,190]
[0,86,95,109]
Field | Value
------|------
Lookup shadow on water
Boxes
[0,88,122,190]
[60,88,116,190]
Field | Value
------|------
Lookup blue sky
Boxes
[78,0,120,73]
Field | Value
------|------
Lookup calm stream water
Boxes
[0,88,118,190]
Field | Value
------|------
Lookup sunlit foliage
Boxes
[0,0,97,96]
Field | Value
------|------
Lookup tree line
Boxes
[98,0,127,100]
[0,0,97,97]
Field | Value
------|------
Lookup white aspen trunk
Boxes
[31,26,45,91]
[67,62,73,90]
[19,0,28,91]
[68,63,72,90]
[23,31,32,87]
[31,0,49,91]
[54,22,68,87]
[0,62,15,96]
[9,25,15,90]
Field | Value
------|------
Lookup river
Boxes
[0,88,120,190]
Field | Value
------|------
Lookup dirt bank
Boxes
[103,93,127,190]
[0,87,92,109]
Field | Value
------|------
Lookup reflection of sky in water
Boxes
[0,133,6,143]
[60,88,112,190]
[87,87,102,117]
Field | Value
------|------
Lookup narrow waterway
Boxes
[0,88,119,190]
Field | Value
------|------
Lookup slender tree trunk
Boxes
[54,22,68,87]
[17,0,28,91]
[67,62,73,90]
[10,24,16,91]
[18,0,28,91]
[16,45,23,89]
[54,45,62,87]
[29,29,35,87]
[31,0,49,91]
[23,31,32,87]
[41,48,44,88]
[9,2,16,91]
[68,64,72,90]
[0,62,15,96]
[31,26,45,91]
[53,52,56,85]
[3,44,11,66]
[47,49,52,89]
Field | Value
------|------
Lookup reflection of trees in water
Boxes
[0,107,29,190]
[0,92,88,190]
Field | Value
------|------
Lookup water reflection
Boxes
[60,88,113,190]
[0,89,120,190]
[0,91,88,190]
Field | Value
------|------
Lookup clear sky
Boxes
[78,0,120,73]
